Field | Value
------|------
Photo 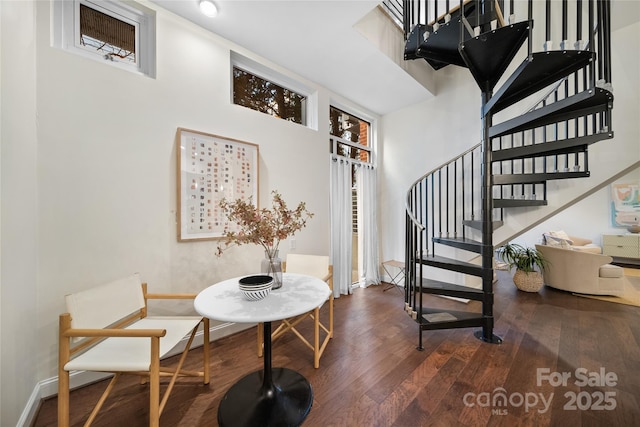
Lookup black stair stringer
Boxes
[492,131,613,162]
[489,87,613,138]
[484,50,597,116]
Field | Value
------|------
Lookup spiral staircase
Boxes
[401,0,614,349]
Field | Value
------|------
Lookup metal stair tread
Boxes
[419,277,484,301]
[493,198,548,208]
[432,236,484,254]
[492,132,612,161]
[484,50,597,115]
[417,308,484,330]
[417,254,487,277]
[417,20,468,68]
[404,23,464,68]
[463,220,504,230]
[404,24,428,61]
[489,87,613,138]
[493,171,590,185]
[459,21,531,91]
[405,0,479,69]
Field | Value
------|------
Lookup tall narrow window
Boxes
[329,105,375,292]
[330,106,372,207]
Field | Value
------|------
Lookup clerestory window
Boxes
[233,67,307,125]
[52,0,156,77]
[231,52,317,129]
[329,106,371,164]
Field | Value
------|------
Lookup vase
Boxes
[261,249,283,290]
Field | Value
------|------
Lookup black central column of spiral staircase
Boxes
[478,88,498,343]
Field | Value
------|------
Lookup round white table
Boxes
[194,273,331,427]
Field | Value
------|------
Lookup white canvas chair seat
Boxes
[257,254,333,368]
[58,273,210,427]
[64,316,203,372]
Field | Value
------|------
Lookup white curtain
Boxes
[330,157,353,297]
[356,165,380,287]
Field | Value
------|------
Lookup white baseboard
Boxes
[16,382,44,427]
[17,321,253,427]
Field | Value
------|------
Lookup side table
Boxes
[382,260,405,292]
[194,273,331,427]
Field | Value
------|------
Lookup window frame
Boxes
[52,0,156,78]
[329,103,375,166]
[230,51,318,130]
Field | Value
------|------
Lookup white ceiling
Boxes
[150,0,433,115]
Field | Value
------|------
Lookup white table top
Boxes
[194,273,331,323]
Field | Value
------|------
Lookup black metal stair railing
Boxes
[404,0,612,94]
[404,144,488,341]
[491,12,614,205]
[405,144,481,257]
[403,0,613,255]
[382,0,404,27]
[402,0,613,349]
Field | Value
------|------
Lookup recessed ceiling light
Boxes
[199,0,218,17]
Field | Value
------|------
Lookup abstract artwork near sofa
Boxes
[610,182,640,227]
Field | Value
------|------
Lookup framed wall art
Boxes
[610,181,640,227]
[177,128,259,241]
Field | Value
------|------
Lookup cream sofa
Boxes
[535,244,625,296]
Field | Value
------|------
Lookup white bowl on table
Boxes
[238,275,274,301]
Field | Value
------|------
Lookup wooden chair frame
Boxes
[58,280,210,427]
[258,262,333,368]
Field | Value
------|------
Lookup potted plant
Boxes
[497,243,549,292]
[216,190,313,289]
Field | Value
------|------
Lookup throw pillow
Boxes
[543,231,574,248]
[549,230,574,244]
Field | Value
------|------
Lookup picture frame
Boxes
[610,182,640,228]
[177,128,259,241]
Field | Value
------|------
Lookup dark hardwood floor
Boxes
[34,271,640,426]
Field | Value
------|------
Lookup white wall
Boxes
[0,1,39,426]
[380,65,481,260]
[0,1,377,425]
[379,10,640,264]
